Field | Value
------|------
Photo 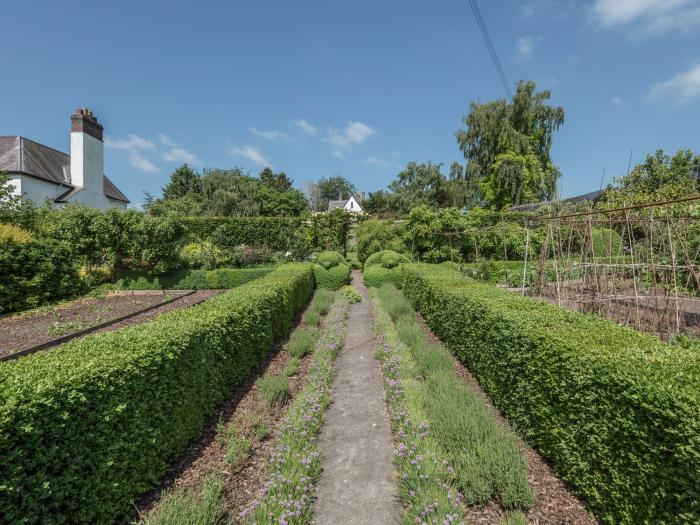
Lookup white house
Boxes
[328,195,362,213]
[0,109,129,209]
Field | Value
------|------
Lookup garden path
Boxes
[312,271,400,524]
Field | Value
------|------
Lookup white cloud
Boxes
[366,156,391,168]
[128,151,159,173]
[162,147,201,165]
[249,127,290,141]
[229,145,270,167]
[158,133,176,147]
[591,0,700,34]
[105,134,155,151]
[610,96,626,105]
[516,36,538,60]
[324,121,376,156]
[295,119,318,135]
[648,62,700,105]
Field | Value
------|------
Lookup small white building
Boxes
[328,195,362,213]
[0,109,129,209]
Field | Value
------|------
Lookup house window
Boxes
[350,201,354,208]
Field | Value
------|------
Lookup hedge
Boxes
[313,251,350,290]
[363,250,410,288]
[0,236,82,314]
[402,264,700,524]
[115,267,274,290]
[0,263,315,524]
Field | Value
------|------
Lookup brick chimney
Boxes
[70,108,103,194]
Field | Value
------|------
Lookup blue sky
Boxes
[1,0,699,206]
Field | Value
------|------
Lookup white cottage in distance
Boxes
[328,194,363,213]
[0,109,129,209]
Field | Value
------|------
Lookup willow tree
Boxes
[456,80,564,209]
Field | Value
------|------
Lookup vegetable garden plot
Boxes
[0,290,191,359]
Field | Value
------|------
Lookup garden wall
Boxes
[0,263,315,524]
[402,264,700,524]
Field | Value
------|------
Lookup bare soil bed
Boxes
[0,290,210,360]
[416,313,598,525]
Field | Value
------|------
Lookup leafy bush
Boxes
[0,223,34,244]
[363,250,410,288]
[339,285,361,303]
[0,236,82,314]
[313,251,351,290]
[224,244,278,268]
[180,241,221,269]
[0,263,314,524]
[402,264,700,524]
[355,219,406,262]
[315,250,347,269]
[591,227,624,257]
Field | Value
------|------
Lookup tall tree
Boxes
[259,167,293,192]
[303,180,323,213]
[388,161,448,213]
[162,164,202,200]
[456,80,564,209]
[318,175,357,203]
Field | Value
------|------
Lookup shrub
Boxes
[313,251,351,289]
[0,263,314,524]
[283,357,301,377]
[402,264,700,524]
[179,241,221,269]
[355,219,406,262]
[115,267,272,290]
[0,223,34,244]
[315,250,347,269]
[256,373,290,407]
[363,250,410,288]
[0,237,82,314]
[339,285,361,304]
[591,227,624,257]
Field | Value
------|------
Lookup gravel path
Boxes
[313,271,401,525]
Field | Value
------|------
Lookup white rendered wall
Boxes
[70,132,104,195]
[14,174,66,205]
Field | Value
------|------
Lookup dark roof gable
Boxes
[0,136,129,203]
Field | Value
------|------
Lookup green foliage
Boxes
[162,164,203,201]
[355,219,406,263]
[315,250,346,269]
[388,161,450,213]
[259,167,293,192]
[303,288,335,321]
[141,476,225,525]
[0,236,82,314]
[456,80,564,209]
[402,264,700,524]
[283,357,301,377]
[310,208,351,255]
[0,223,34,244]
[180,241,221,269]
[318,175,357,208]
[0,263,314,524]
[288,327,316,358]
[339,285,361,304]
[345,252,362,269]
[257,373,290,408]
[363,250,410,288]
[313,251,351,290]
[225,435,252,470]
[115,267,272,290]
[591,227,624,257]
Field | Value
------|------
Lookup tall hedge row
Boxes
[115,267,274,290]
[0,263,315,524]
[401,264,700,525]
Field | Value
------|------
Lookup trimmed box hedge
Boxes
[402,264,700,525]
[0,263,314,524]
[115,267,274,290]
[313,251,351,290]
[363,250,410,288]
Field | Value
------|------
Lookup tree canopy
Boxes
[456,80,564,210]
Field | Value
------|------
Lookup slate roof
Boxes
[0,136,129,203]
[328,199,348,210]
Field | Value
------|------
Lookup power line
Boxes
[468,0,513,99]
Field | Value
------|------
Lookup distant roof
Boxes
[0,136,129,203]
[506,189,605,213]
[328,199,348,210]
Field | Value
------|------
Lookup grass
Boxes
[288,327,316,358]
[375,284,533,510]
[141,476,226,525]
[256,373,290,407]
[303,288,334,325]
[283,356,301,377]
[225,435,252,471]
[241,295,347,524]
